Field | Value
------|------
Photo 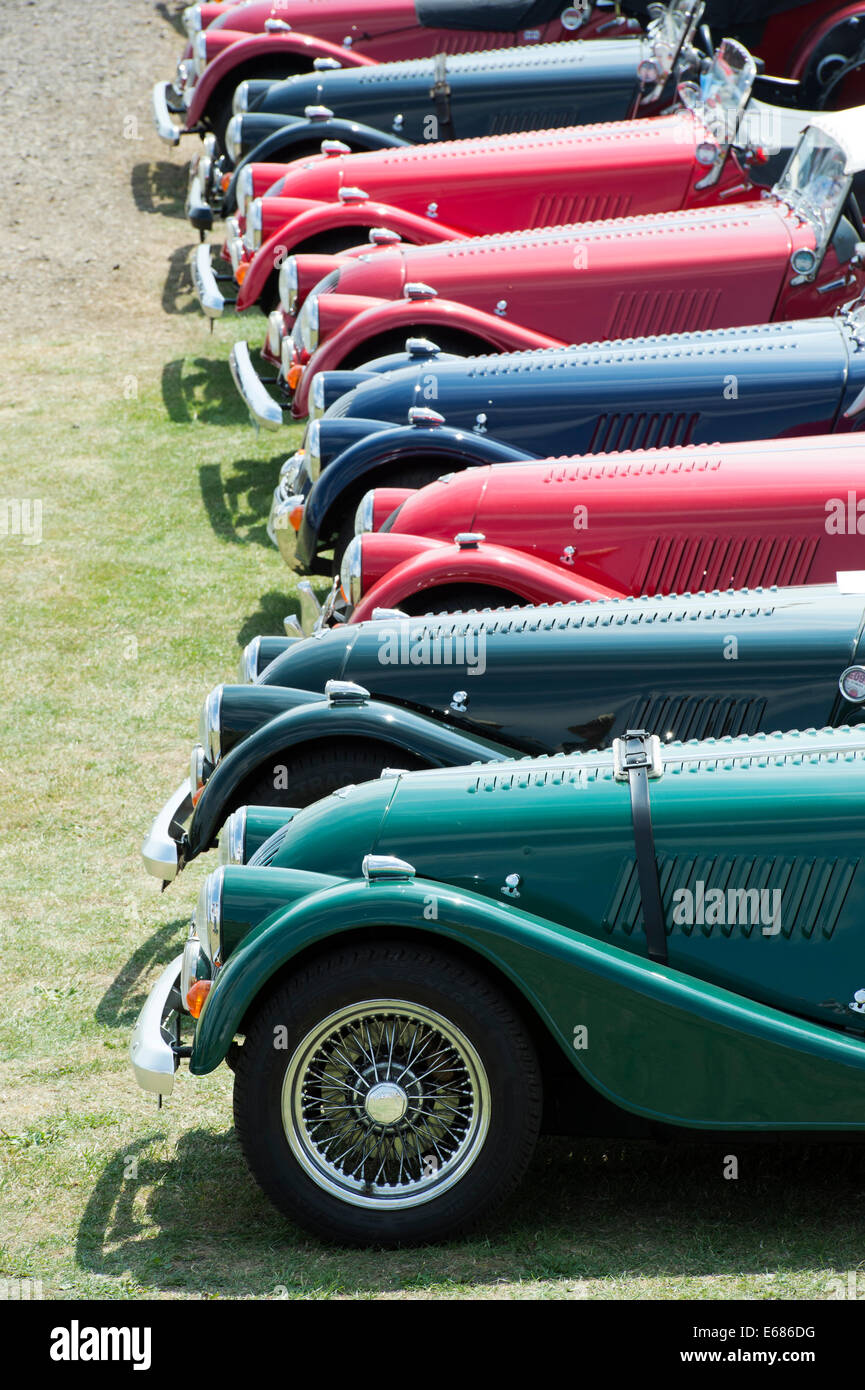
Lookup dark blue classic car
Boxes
[265,304,865,576]
[142,579,865,882]
[220,0,704,205]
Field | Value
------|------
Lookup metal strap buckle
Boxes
[613,730,663,781]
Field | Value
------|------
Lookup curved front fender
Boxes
[226,118,412,211]
[297,424,535,568]
[293,299,561,416]
[187,696,511,858]
[351,543,625,621]
[186,33,374,128]
[190,878,865,1130]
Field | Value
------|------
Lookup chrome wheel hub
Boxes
[282,999,490,1210]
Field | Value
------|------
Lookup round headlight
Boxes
[225,114,244,164]
[305,419,321,479]
[340,534,363,606]
[236,165,254,219]
[192,30,208,77]
[636,57,660,86]
[190,743,206,794]
[194,867,224,964]
[232,80,250,117]
[183,5,203,39]
[267,309,284,358]
[239,635,261,683]
[310,373,327,420]
[244,197,263,253]
[298,294,320,354]
[279,450,305,490]
[219,808,247,867]
[278,255,299,314]
[355,490,375,535]
[199,686,223,765]
[839,665,865,704]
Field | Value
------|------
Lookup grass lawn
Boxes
[1,59,864,1298]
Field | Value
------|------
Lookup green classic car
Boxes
[132,724,865,1246]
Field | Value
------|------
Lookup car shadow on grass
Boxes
[236,589,311,646]
[94,919,188,1029]
[162,357,251,425]
[75,1133,865,1296]
[198,455,285,547]
[131,161,188,221]
[155,2,187,37]
[162,244,202,314]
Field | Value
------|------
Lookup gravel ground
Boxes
[0,0,193,334]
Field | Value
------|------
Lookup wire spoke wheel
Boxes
[282,999,490,1210]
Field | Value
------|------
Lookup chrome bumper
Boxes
[152,80,182,146]
[186,170,214,233]
[129,955,184,1096]
[191,243,225,318]
[229,340,284,429]
[142,780,193,882]
[267,487,305,569]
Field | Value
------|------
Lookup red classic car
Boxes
[308,432,865,630]
[247,108,865,419]
[154,0,640,147]
[211,37,773,320]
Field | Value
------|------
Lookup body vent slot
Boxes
[604,855,859,942]
[607,287,723,340]
[628,694,768,743]
[532,191,631,226]
[248,826,292,867]
[588,413,698,454]
[640,535,818,595]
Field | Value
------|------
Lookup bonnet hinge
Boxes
[613,729,667,966]
[430,53,455,141]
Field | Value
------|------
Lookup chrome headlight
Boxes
[340,534,363,606]
[239,636,261,683]
[192,30,208,77]
[194,867,224,964]
[267,309,284,357]
[296,294,320,354]
[219,808,247,867]
[190,743,206,794]
[236,165,254,219]
[244,197,263,253]
[305,419,321,480]
[225,114,244,164]
[199,686,223,765]
[183,4,203,40]
[279,450,306,490]
[232,80,250,117]
[278,255,299,314]
[310,373,326,420]
[355,490,375,535]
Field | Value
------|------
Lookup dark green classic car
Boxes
[143,581,865,883]
[132,724,865,1246]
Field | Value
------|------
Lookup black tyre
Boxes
[397,584,522,616]
[233,737,428,812]
[234,940,542,1245]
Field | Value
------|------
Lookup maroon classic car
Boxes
[319,432,865,629]
[213,36,770,320]
[230,108,865,420]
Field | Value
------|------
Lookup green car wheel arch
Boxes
[192,875,865,1132]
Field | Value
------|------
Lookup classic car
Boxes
[141,574,865,884]
[131,723,865,1244]
[154,0,641,149]
[206,37,792,318]
[241,108,865,418]
[302,432,865,632]
[211,0,703,207]
[264,296,865,573]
